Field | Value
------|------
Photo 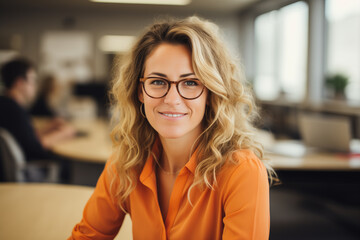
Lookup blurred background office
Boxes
[0,0,359,240]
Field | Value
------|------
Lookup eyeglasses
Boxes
[140,76,205,100]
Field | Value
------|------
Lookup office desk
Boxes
[49,120,360,172]
[0,183,132,240]
[41,119,112,185]
[44,120,360,185]
[269,152,360,171]
[264,139,360,171]
[51,119,112,163]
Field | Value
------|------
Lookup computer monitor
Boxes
[299,113,352,152]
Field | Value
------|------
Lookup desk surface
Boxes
[268,152,360,171]
[0,183,132,240]
[44,118,360,171]
[51,119,112,163]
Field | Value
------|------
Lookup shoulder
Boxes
[218,150,270,236]
[216,149,268,193]
[0,96,29,130]
[104,154,133,212]
[220,149,266,176]
[104,155,121,187]
[0,96,17,106]
[0,96,25,115]
[0,96,11,108]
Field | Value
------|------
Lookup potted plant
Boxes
[325,73,349,99]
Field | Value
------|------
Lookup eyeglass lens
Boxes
[143,77,204,99]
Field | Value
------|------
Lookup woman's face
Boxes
[139,43,208,141]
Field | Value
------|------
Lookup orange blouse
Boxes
[69,143,270,240]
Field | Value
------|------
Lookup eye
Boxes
[149,79,167,85]
[183,79,200,86]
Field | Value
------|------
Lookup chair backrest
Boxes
[0,128,26,182]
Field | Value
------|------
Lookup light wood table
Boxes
[50,120,360,172]
[51,119,112,163]
[269,152,360,171]
[264,139,360,171]
[256,131,360,171]
[0,183,132,240]
[36,119,113,185]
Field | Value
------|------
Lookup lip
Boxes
[158,111,187,119]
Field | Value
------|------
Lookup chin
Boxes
[156,125,202,141]
[157,130,186,140]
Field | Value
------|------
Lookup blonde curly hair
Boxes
[109,16,275,208]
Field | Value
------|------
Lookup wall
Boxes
[0,8,243,81]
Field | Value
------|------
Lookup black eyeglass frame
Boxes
[139,77,205,100]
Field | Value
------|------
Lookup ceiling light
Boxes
[98,35,136,53]
[90,0,191,5]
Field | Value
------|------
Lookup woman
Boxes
[30,75,58,117]
[69,16,274,240]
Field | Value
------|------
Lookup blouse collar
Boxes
[139,137,199,184]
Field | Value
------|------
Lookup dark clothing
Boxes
[0,95,49,161]
[30,94,55,117]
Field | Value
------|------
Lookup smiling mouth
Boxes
[159,112,187,118]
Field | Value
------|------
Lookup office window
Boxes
[254,1,308,101]
[326,0,360,101]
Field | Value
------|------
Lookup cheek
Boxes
[193,94,208,118]
[29,85,36,96]
[143,100,162,133]
[193,102,207,122]
[143,98,159,118]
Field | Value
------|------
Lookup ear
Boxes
[138,84,144,103]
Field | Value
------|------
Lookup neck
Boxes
[159,130,201,174]
[6,89,26,107]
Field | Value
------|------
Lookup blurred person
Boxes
[29,74,74,141]
[69,16,274,239]
[0,58,76,173]
[30,74,60,117]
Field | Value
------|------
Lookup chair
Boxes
[0,127,60,182]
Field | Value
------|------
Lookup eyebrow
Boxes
[148,72,196,78]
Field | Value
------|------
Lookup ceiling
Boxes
[0,0,259,14]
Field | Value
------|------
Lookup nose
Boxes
[163,83,182,105]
